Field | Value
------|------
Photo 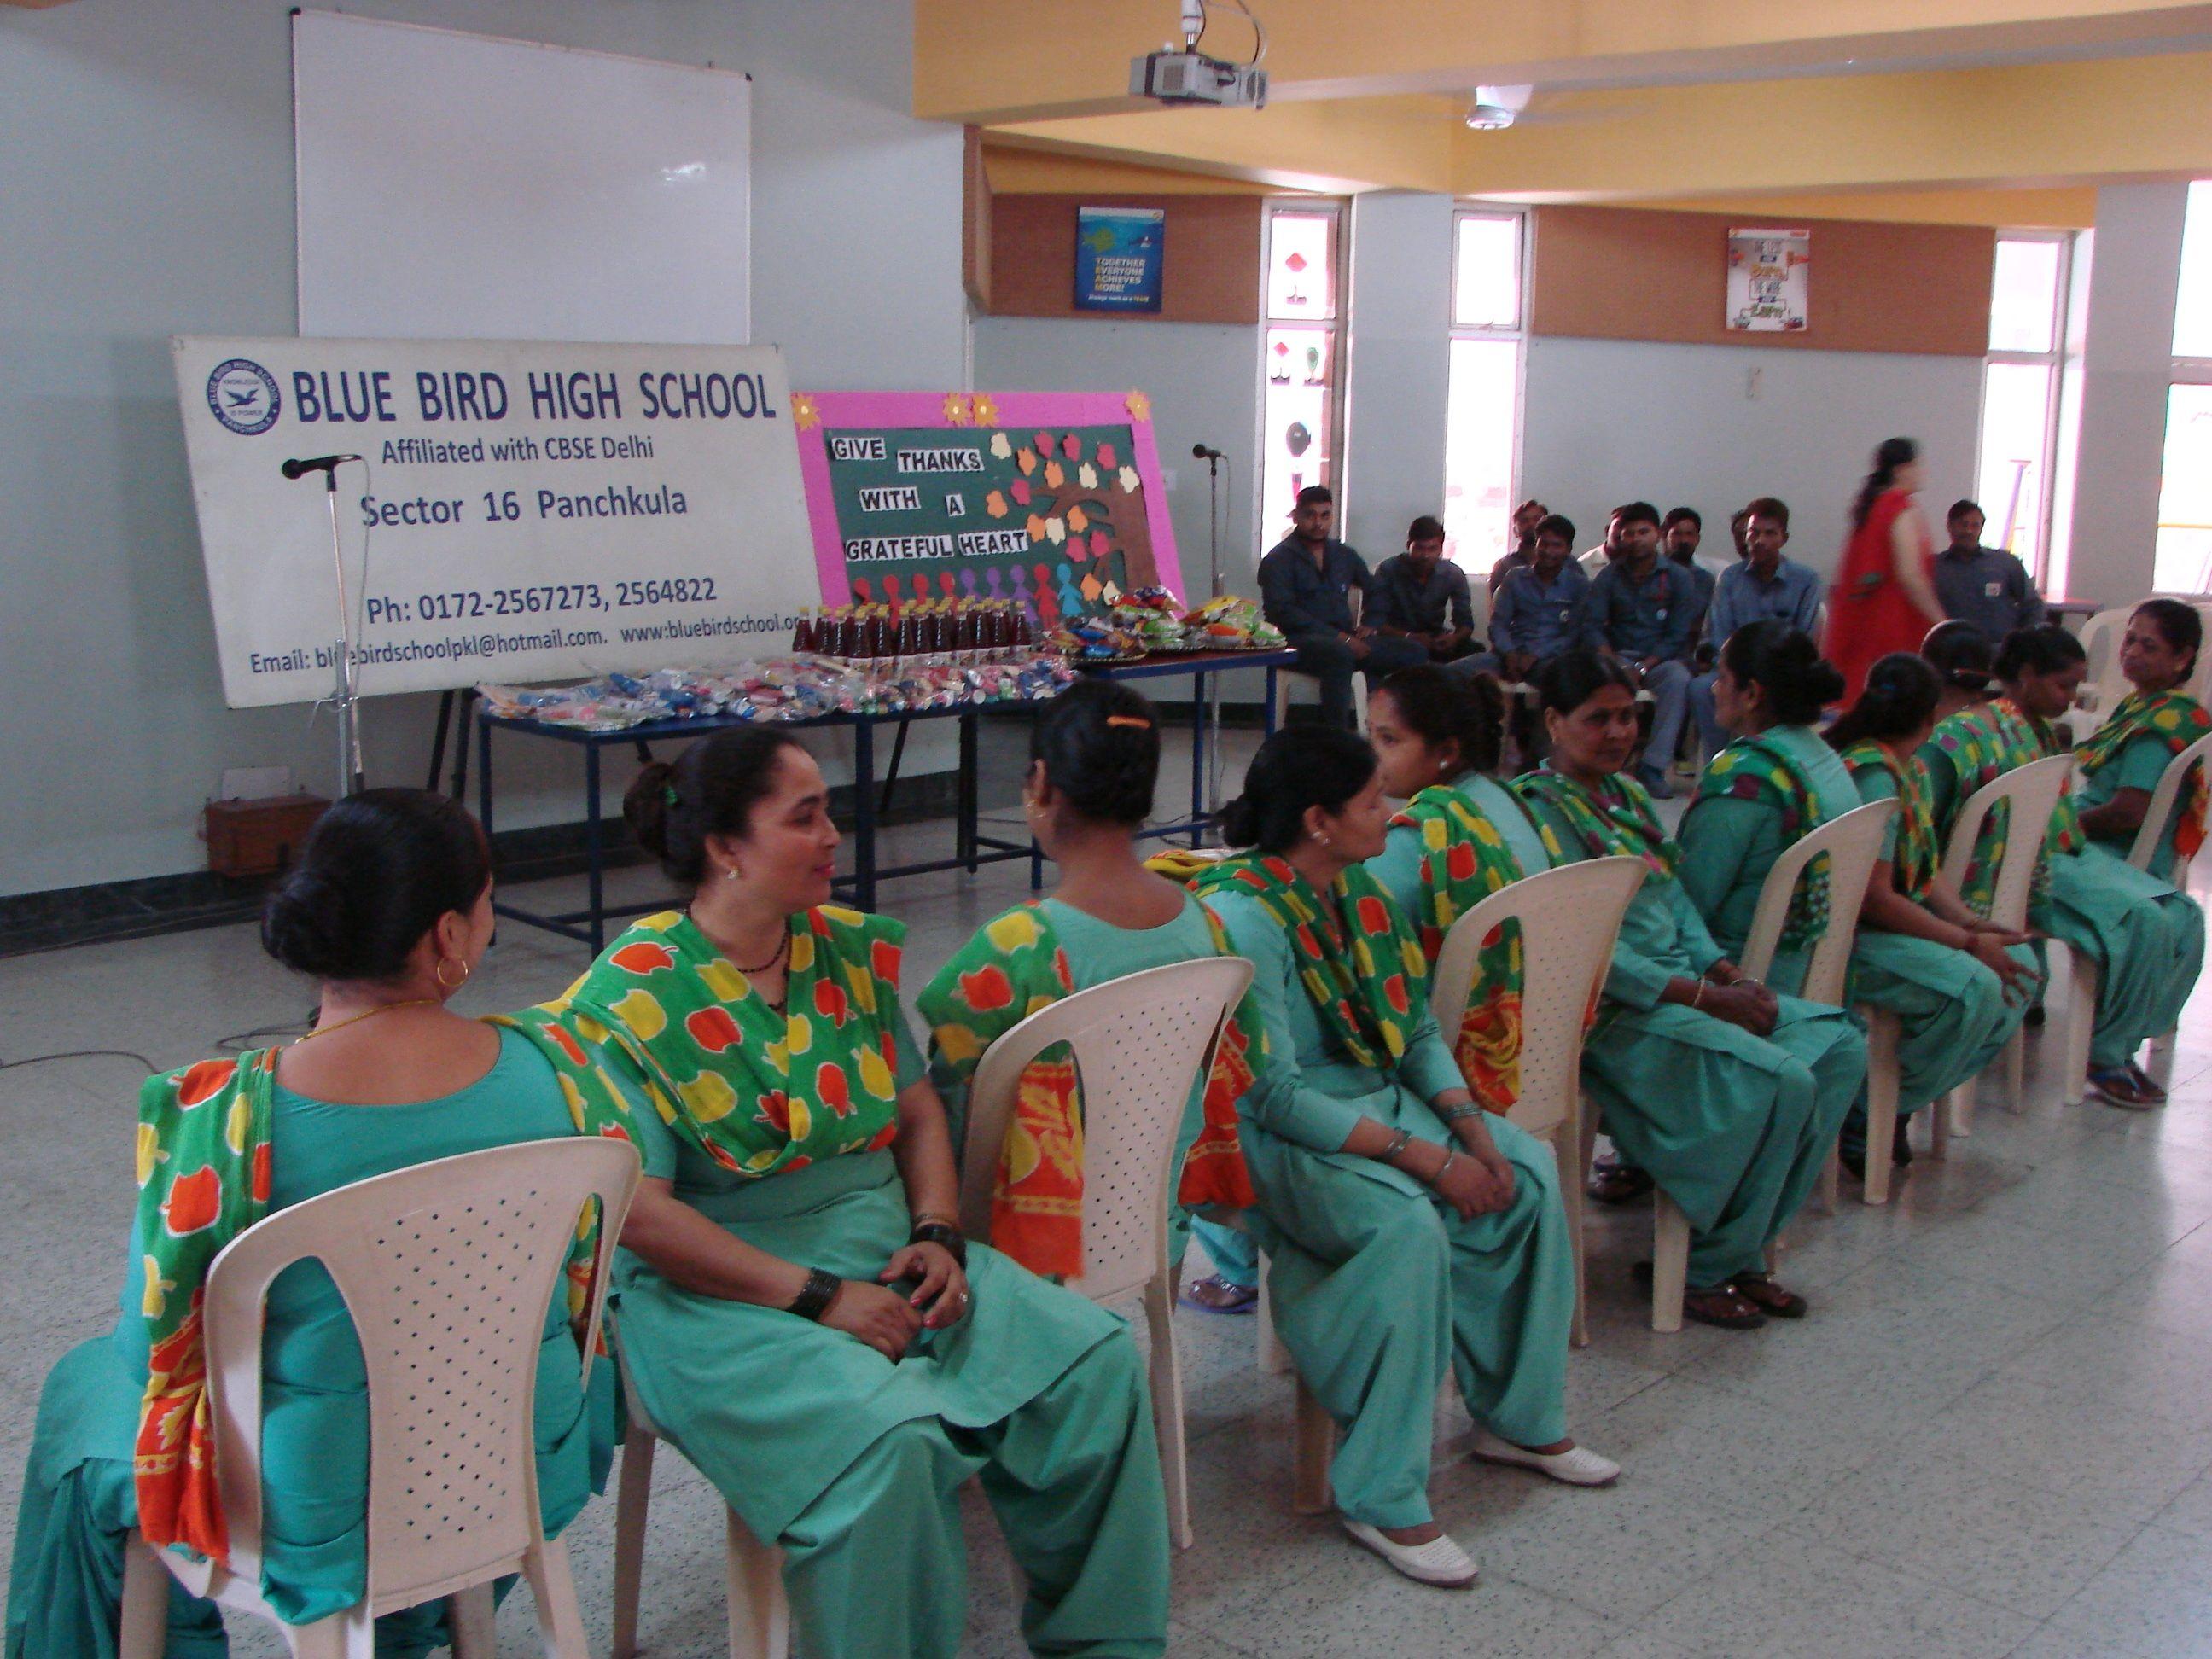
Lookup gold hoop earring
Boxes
[435,958,469,990]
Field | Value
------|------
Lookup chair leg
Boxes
[1929,1086,1953,1159]
[1291,1381,1336,1516]
[724,1506,789,1659]
[2064,954,2098,1106]
[448,1583,498,1659]
[611,1423,656,1659]
[1817,1152,1840,1216]
[1650,1194,1690,1335]
[1863,1016,1900,1208]
[2146,1027,2180,1091]
[1951,1074,1976,1137]
[1552,1126,1590,1349]
[281,1610,373,1659]
[1143,1274,1194,1551]
[523,1534,592,1659]
[1255,1252,1293,1376]
[119,1535,170,1659]
[2002,1028,2027,1115]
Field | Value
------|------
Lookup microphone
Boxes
[1191,443,1225,460]
[281,454,362,480]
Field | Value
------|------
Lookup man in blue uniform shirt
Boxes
[1257,485,1425,727]
[1689,497,1825,755]
[1587,501,1699,796]
[1367,515,1478,667]
[1934,498,2047,643]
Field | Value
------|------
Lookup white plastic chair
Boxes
[1720,801,1895,1211]
[956,956,1254,1551]
[2056,728,2212,1103]
[1262,857,1644,1509]
[120,1138,641,1659]
[1627,803,1892,1330]
[1271,589,1368,731]
[2059,606,2133,744]
[1938,753,2075,1126]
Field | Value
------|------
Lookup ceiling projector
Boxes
[1130,49,1268,108]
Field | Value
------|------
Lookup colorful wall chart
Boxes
[1074,207,1165,313]
[1726,227,1811,332]
[792,390,1184,628]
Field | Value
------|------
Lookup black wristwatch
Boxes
[909,1220,968,1266]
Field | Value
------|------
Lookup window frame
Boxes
[1974,227,2073,584]
[1254,200,1349,553]
[1442,203,1532,579]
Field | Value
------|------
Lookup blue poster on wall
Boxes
[1074,207,1165,313]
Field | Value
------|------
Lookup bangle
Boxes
[1690,978,1705,1010]
[908,1209,958,1231]
[1436,1145,1458,1181]
[908,1220,968,1266]
[1381,1127,1414,1162]
[1438,1103,1485,1123]
[786,1266,842,1322]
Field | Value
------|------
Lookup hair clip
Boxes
[663,785,680,808]
[1106,714,1152,730]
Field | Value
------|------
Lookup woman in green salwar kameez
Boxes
[578,727,1168,1659]
[1192,726,1616,1592]
[1511,652,1866,1331]
[7,792,623,1659]
[1674,625,2034,1185]
[1920,623,2205,1110]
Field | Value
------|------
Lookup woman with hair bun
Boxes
[1185,725,1613,1592]
[1364,664,1558,1113]
[1823,436,1946,703]
[1924,623,2206,1108]
[1513,651,1864,1330]
[920,679,1262,1289]
[554,726,1168,1657]
[9,790,632,1659]
[1820,652,2040,1176]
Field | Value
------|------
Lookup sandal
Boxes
[1730,1272,1808,1319]
[2125,1062,2168,1103]
[1587,1161,1656,1207]
[1179,1272,1260,1314]
[2087,1068,2157,1110]
[1633,1262,1767,1330]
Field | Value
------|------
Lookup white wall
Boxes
[0,0,967,896]
[2063,183,2189,604]
[972,317,1260,595]
[1342,193,1453,559]
[1518,337,1984,578]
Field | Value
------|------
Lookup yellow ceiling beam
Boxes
[916,0,2212,123]
[981,147,1316,195]
[980,52,2212,200]
[1616,184,2098,229]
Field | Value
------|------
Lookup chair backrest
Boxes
[2128,728,2212,872]
[201,1138,640,1607]
[1940,752,2075,929]
[1429,856,1645,1141]
[2192,605,2212,704]
[2071,605,2133,725]
[957,956,1254,1301]
[1735,800,1895,1004]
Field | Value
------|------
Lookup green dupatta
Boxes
[131,1021,632,1570]
[1927,698,2080,914]
[918,900,1260,1278]
[2075,687,2211,861]
[1187,854,1429,1073]
[561,906,907,1177]
[1691,729,1832,950]
[1837,740,1941,900]
[1510,765,1677,876]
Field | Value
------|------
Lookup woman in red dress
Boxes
[1823,437,1947,704]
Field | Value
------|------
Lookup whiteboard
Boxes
[294,10,749,344]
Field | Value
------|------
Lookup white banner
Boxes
[172,337,815,707]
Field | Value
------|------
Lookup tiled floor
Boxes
[6,723,2212,1656]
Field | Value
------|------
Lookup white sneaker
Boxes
[1340,1518,1479,1588]
[1471,1431,1621,1487]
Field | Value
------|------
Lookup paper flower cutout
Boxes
[790,392,819,431]
[985,490,1008,518]
[1061,433,1081,460]
[971,393,1000,427]
[1097,442,1118,468]
[1117,465,1140,493]
[1016,447,1037,475]
[1026,512,1048,542]
[1044,460,1065,489]
[1045,516,1067,544]
[942,393,974,425]
[1124,391,1150,422]
[990,431,1013,460]
[1033,429,1054,455]
[1067,504,1089,533]
[1091,529,1112,559]
[1078,462,1098,489]
[1010,478,1032,506]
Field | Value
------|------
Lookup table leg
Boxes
[585,742,606,957]
[1188,667,1206,847]
[1263,667,1280,736]
[451,687,477,800]
[853,719,877,911]
[475,708,494,840]
[958,710,980,873]
[427,690,456,794]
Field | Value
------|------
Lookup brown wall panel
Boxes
[987,193,1263,324]
[1530,204,1994,357]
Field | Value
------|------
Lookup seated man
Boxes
[1586,500,1699,797]
[1367,515,1478,668]
[1934,498,2047,643]
[1257,484,1426,727]
[1476,512,1589,686]
[1690,496,1825,754]
[1487,497,1548,596]
[1662,505,1719,642]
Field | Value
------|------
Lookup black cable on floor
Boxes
[0,1048,159,1076]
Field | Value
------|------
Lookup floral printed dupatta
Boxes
[2075,688,2211,861]
[920,901,1260,1279]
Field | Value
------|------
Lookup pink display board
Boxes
[791,389,1184,625]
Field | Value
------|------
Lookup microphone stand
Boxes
[1202,450,1227,822]
[317,466,366,796]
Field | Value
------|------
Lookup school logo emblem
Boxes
[206,358,281,436]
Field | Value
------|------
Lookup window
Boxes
[1973,232,2070,583]
[2156,181,2212,591]
[1258,205,1344,542]
[1441,208,1528,577]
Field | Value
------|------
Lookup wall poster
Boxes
[1726,227,1811,332]
[1074,207,1166,313]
